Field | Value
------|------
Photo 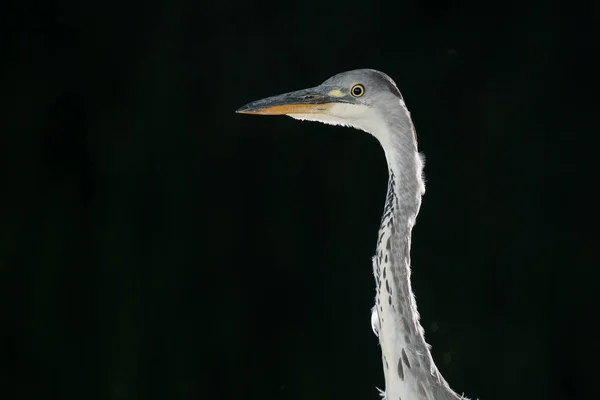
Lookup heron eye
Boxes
[351,84,365,97]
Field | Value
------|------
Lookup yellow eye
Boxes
[351,84,365,97]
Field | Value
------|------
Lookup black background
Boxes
[1,1,598,399]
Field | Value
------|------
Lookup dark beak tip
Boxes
[236,100,262,114]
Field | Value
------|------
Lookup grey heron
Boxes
[237,69,469,400]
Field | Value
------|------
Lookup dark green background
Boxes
[1,1,598,399]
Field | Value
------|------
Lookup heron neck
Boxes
[373,120,461,399]
[379,112,424,230]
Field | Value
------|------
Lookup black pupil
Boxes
[353,86,362,95]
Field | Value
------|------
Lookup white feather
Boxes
[288,104,389,138]
[371,305,380,337]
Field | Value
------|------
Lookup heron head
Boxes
[236,69,407,136]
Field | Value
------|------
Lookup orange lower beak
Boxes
[236,87,342,116]
[237,102,334,115]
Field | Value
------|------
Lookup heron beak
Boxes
[236,87,346,115]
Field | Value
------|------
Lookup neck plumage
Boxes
[372,112,464,400]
